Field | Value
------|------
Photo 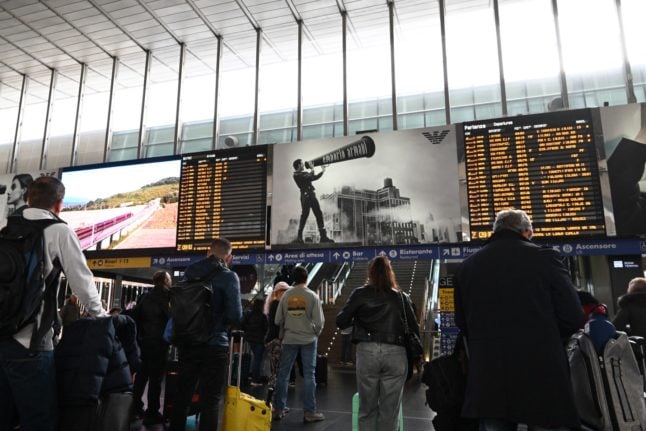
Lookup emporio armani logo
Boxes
[422,130,450,145]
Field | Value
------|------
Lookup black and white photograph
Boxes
[599,103,646,236]
[0,170,58,230]
[270,126,461,248]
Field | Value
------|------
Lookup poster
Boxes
[0,169,59,230]
[270,126,461,248]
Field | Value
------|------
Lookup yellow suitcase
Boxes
[221,330,272,431]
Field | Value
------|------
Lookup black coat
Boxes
[613,292,646,338]
[455,230,583,428]
[55,316,139,405]
[241,308,268,344]
[132,287,170,348]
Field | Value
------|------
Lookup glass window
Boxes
[259,24,297,143]
[182,120,214,154]
[0,102,19,173]
[445,0,502,122]
[218,27,257,149]
[15,80,49,172]
[499,0,562,115]
[395,0,445,127]
[145,46,180,157]
[110,54,145,162]
[301,9,342,140]
[181,50,217,152]
[347,4,392,134]
[558,0,626,107]
[76,70,110,166]
[621,0,646,102]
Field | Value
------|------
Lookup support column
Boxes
[252,28,262,146]
[8,74,28,173]
[40,68,57,170]
[213,36,222,150]
[388,0,398,130]
[342,11,349,136]
[103,56,119,163]
[551,0,570,108]
[70,63,87,167]
[615,0,637,104]
[296,20,303,141]
[173,43,186,154]
[137,50,152,159]
[493,0,508,116]
[439,0,451,125]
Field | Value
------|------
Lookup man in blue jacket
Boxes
[169,238,242,431]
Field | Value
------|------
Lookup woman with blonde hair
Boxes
[336,256,420,431]
[264,281,290,388]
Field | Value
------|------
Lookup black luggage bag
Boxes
[315,354,328,386]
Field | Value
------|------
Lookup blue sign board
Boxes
[330,248,375,262]
[151,255,203,267]
[438,244,482,259]
[541,238,642,256]
[151,239,644,268]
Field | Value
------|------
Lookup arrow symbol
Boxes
[442,249,450,256]
[378,250,386,256]
[333,252,340,259]
[268,255,275,261]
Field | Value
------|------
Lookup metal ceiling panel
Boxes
[54,1,94,16]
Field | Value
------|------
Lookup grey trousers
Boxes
[355,342,407,431]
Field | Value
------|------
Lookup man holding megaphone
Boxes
[292,159,334,244]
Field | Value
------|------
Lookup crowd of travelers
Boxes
[2,177,645,431]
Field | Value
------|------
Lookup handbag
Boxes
[399,292,423,361]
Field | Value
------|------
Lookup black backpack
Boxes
[169,266,223,346]
[0,216,63,347]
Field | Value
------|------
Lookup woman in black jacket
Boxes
[336,256,419,431]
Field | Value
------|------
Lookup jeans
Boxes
[133,343,169,414]
[0,338,57,431]
[169,344,228,431]
[274,340,318,412]
[248,342,265,383]
[355,342,407,431]
[480,419,571,431]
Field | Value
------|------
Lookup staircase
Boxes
[316,260,433,363]
[317,262,369,362]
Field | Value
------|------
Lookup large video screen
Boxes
[461,109,606,240]
[176,145,269,251]
[270,126,461,248]
[59,157,181,251]
[0,169,59,230]
[599,103,646,236]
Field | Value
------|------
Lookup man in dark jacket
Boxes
[455,209,583,430]
[131,270,171,425]
[169,238,242,431]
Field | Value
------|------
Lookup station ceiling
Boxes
[0,0,490,109]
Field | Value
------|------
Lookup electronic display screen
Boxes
[271,127,461,248]
[598,103,646,237]
[462,109,606,240]
[59,157,181,251]
[176,145,268,251]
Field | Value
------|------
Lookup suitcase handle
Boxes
[228,330,245,387]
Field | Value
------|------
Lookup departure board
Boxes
[463,110,606,240]
[176,146,268,251]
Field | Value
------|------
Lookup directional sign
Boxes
[540,239,642,256]
[230,253,259,265]
[88,257,151,269]
[151,255,202,267]
[438,244,481,259]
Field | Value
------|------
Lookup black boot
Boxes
[292,229,305,244]
[319,229,334,243]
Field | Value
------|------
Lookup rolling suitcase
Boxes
[315,354,328,386]
[221,331,272,431]
[163,359,200,420]
[629,335,646,395]
[568,331,646,430]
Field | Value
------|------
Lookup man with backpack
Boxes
[169,238,242,431]
[0,176,104,431]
